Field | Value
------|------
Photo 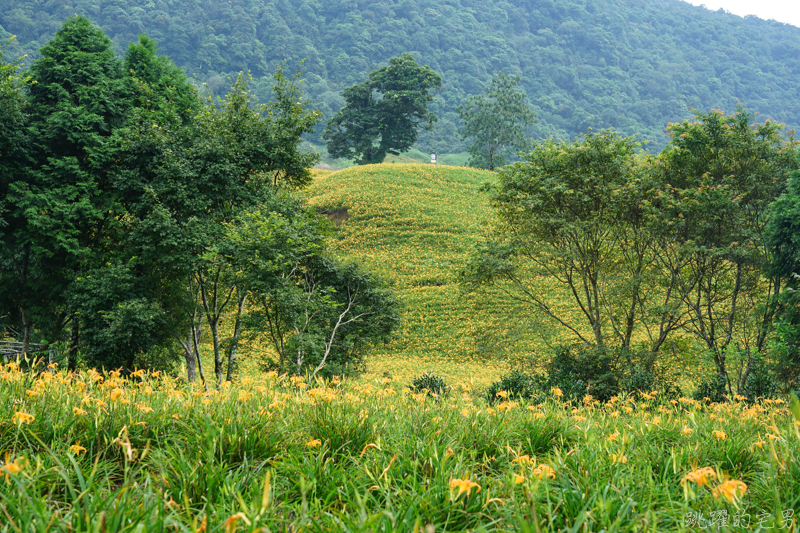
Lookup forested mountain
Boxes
[3,0,800,153]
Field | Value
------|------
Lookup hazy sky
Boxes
[680,1,800,27]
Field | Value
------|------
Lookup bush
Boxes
[621,363,683,401]
[547,344,621,403]
[410,371,451,397]
[485,370,547,404]
[744,355,779,402]
[693,372,728,403]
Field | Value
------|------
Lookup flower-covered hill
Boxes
[306,163,539,386]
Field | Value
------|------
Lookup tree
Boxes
[118,69,321,384]
[755,162,800,390]
[648,107,797,393]
[323,53,441,165]
[461,131,682,357]
[0,38,31,341]
[458,72,536,171]
[1,16,131,361]
[227,202,400,378]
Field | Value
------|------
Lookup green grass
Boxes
[1,364,798,531]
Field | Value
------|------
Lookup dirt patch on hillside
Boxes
[319,208,349,227]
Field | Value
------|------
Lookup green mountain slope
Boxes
[3,0,799,153]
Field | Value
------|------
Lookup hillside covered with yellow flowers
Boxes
[304,164,546,386]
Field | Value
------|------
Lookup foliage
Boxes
[765,168,800,390]
[1,363,798,531]
[458,71,536,170]
[461,130,677,357]
[323,53,441,164]
[410,370,451,396]
[0,36,29,200]
[7,0,800,154]
[1,18,399,385]
[228,201,400,378]
[485,370,546,404]
[1,15,131,357]
[68,262,176,370]
[546,344,622,403]
[649,106,798,393]
[743,355,779,402]
[692,372,729,404]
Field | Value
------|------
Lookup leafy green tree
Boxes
[118,69,321,383]
[323,53,441,165]
[763,169,800,390]
[227,203,400,378]
[458,72,536,171]
[1,16,130,361]
[461,130,687,366]
[0,38,31,342]
[124,34,199,121]
[649,107,797,393]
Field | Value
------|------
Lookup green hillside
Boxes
[304,163,544,386]
[3,0,800,154]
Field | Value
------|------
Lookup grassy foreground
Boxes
[1,362,799,532]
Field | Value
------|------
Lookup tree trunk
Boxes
[191,315,208,392]
[183,327,197,382]
[67,319,79,372]
[226,292,246,383]
[211,318,222,385]
[21,309,31,356]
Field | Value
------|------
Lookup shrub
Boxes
[485,370,546,404]
[410,371,451,397]
[693,372,728,403]
[622,363,683,401]
[744,355,779,402]
[547,344,621,402]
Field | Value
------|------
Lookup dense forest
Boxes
[2,0,800,153]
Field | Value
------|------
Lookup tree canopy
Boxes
[323,53,441,164]
[4,0,800,153]
[462,108,799,394]
[458,72,536,170]
[0,17,398,383]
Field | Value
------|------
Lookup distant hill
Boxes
[3,0,800,154]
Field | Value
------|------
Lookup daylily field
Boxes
[1,362,799,532]
[2,164,799,532]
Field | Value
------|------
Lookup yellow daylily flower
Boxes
[449,478,481,498]
[533,464,556,480]
[12,412,34,425]
[68,444,87,455]
[712,479,747,505]
[682,467,716,488]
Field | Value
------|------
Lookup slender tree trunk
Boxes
[183,327,197,382]
[198,267,234,387]
[67,318,79,372]
[21,309,31,356]
[225,292,246,382]
[191,313,208,392]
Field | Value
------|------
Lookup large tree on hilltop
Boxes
[323,53,441,165]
